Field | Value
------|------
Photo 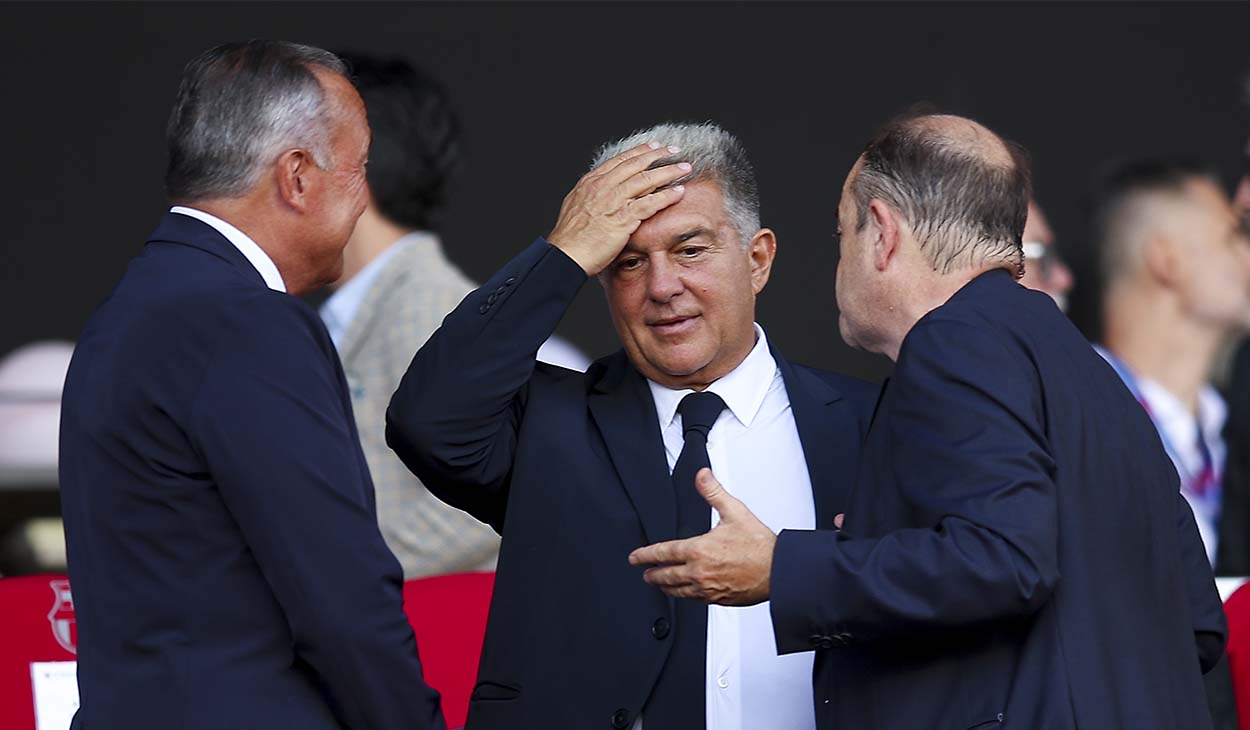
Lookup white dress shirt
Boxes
[1133,377,1226,564]
[169,206,285,292]
[1096,346,1226,565]
[640,324,816,730]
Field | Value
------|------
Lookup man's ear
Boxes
[1142,234,1181,290]
[274,148,314,212]
[747,228,777,295]
[868,199,901,272]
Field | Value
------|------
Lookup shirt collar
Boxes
[170,206,286,292]
[1095,345,1228,443]
[1136,376,1228,445]
[647,323,777,431]
[320,232,430,348]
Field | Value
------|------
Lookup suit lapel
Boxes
[773,347,859,529]
[587,352,677,545]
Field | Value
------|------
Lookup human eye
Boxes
[614,256,644,273]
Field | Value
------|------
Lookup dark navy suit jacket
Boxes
[770,269,1227,730]
[59,212,445,730]
[386,239,876,730]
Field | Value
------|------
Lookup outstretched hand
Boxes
[628,468,776,606]
[547,142,691,276]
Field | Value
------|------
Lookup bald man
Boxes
[632,113,1225,730]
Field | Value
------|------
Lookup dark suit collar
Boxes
[588,340,857,538]
[147,210,268,289]
[770,342,857,528]
[587,350,677,546]
[949,266,1017,303]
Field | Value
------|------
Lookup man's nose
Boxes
[1234,175,1250,218]
[646,258,685,302]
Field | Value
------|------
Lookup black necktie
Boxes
[672,391,727,537]
[645,390,725,730]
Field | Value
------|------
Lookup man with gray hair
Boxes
[59,41,444,730]
[631,113,1226,729]
[387,122,875,729]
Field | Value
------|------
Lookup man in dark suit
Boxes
[58,41,444,730]
[632,113,1226,729]
[386,123,875,729]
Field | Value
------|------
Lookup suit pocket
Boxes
[964,713,1005,729]
[470,680,521,702]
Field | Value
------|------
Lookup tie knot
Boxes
[677,391,726,437]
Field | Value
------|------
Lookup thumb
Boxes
[695,467,743,518]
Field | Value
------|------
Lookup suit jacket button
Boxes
[505,276,517,285]
[611,708,631,728]
[651,617,670,639]
[495,286,507,295]
[487,292,498,304]
[478,304,490,314]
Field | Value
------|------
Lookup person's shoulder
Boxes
[793,363,879,402]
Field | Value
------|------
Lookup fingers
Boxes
[833,513,845,530]
[642,564,692,588]
[624,184,686,223]
[695,467,744,518]
[599,143,683,187]
[629,536,692,567]
[592,141,663,178]
[617,160,692,202]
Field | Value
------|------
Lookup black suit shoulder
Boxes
[792,362,881,433]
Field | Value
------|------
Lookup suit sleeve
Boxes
[1176,488,1228,673]
[190,293,445,730]
[386,238,587,532]
[771,316,1060,652]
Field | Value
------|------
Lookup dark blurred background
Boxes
[3,1,1249,380]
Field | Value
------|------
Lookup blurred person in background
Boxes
[1017,199,1074,311]
[1217,79,1250,580]
[58,41,444,730]
[1093,161,1250,730]
[322,52,587,578]
[1094,161,1250,569]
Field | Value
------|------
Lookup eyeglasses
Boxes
[1022,240,1061,280]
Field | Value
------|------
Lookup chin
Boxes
[837,316,860,350]
[647,352,715,384]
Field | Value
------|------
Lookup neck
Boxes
[335,206,418,287]
[1103,285,1219,414]
[880,264,1007,361]
[183,197,317,292]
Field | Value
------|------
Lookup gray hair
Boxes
[165,40,348,201]
[592,122,760,247]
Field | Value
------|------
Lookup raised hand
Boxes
[628,468,777,606]
[547,142,692,276]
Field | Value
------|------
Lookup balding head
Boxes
[849,112,1031,275]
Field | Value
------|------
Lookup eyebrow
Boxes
[671,226,713,245]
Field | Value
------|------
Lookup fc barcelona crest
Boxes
[47,579,77,655]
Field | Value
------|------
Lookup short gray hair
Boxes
[165,40,348,201]
[592,122,760,247]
